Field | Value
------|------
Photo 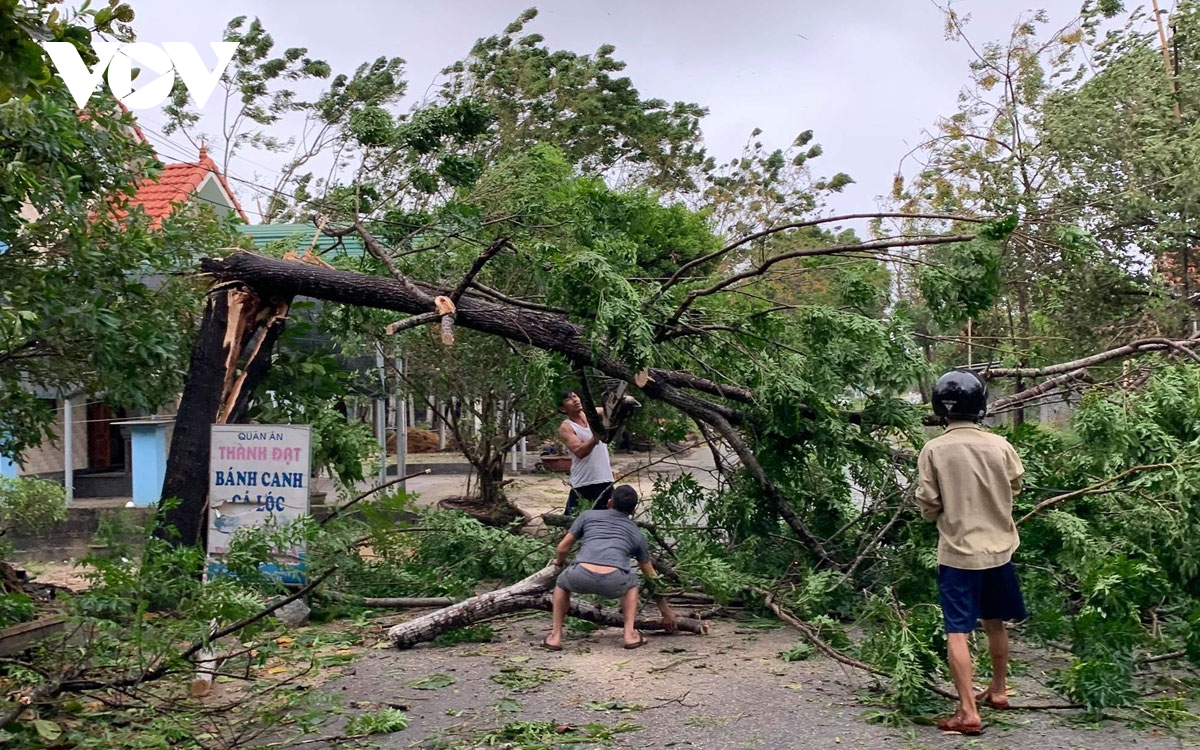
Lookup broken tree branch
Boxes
[386,312,441,335]
[698,408,837,567]
[387,564,706,648]
[452,238,509,303]
[988,369,1092,413]
[466,281,568,314]
[648,369,754,403]
[388,564,564,648]
[53,568,337,694]
[754,587,1083,710]
[319,469,432,527]
[663,234,976,332]
[508,594,708,635]
[655,212,988,299]
[1016,463,1186,526]
[984,338,1200,378]
[434,295,457,346]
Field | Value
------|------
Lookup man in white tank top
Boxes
[558,389,615,514]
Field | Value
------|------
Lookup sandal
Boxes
[936,715,983,736]
[976,690,1010,710]
[540,637,562,652]
[623,633,647,650]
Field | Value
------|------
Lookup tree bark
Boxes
[386,563,706,649]
[156,290,236,545]
[388,564,563,648]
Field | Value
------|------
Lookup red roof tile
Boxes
[120,144,249,227]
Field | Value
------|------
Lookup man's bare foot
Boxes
[936,710,983,735]
[541,635,562,651]
[975,688,1010,709]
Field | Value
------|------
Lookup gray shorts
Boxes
[555,563,638,598]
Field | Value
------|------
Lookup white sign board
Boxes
[207,424,312,582]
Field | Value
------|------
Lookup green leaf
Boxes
[977,214,1018,240]
[494,698,523,712]
[405,673,456,690]
[33,720,62,741]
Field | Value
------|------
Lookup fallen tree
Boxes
[184,246,1200,559]
[386,563,706,649]
[159,192,1200,719]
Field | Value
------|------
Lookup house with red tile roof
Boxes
[119,144,248,228]
[9,142,248,499]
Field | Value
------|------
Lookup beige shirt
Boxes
[915,421,1024,570]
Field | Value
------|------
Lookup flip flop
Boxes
[540,637,562,652]
[623,634,647,650]
[975,690,1010,710]
[936,715,984,736]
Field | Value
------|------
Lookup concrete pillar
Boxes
[116,419,172,507]
[519,416,528,471]
[510,412,518,472]
[375,345,387,486]
[62,396,74,504]
[439,399,448,451]
[396,360,407,492]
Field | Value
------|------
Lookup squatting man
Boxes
[543,485,678,650]
[917,370,1027,736]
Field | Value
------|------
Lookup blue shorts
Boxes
[938,562,1028,634]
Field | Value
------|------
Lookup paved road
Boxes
[309,616,1185,749]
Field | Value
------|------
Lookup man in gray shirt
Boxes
[543,485,678,650]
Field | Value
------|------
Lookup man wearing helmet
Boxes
[916,370,1027,736]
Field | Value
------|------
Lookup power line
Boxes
[135,114,287,180]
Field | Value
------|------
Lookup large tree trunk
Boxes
[158,286,289,546]
[156,290,236,545]
[476,451,507,509]
[387,564,706,649]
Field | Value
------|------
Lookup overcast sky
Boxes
[121,0,1087,222]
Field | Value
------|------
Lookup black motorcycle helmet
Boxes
[931,370,988,421]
